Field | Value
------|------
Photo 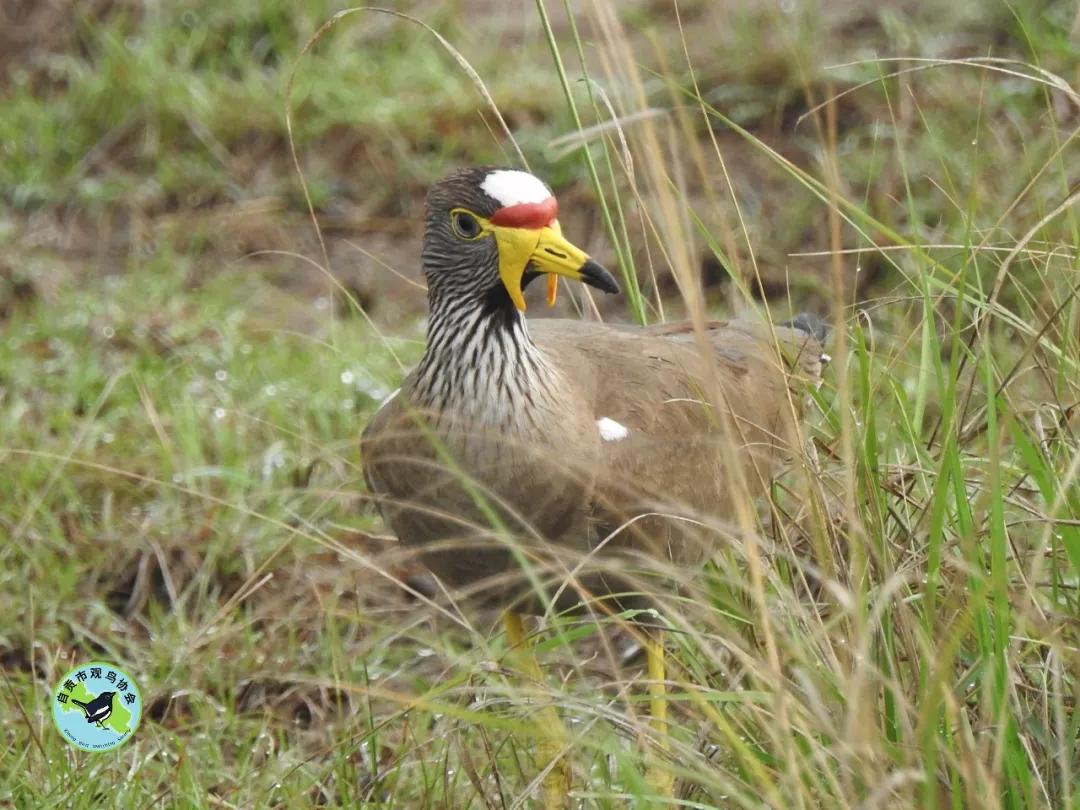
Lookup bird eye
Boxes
[451,210,482,239]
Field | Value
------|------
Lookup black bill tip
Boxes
[580,259,620,295]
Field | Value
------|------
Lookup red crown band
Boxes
[489,197,559,228]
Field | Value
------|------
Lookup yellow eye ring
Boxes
[449,208,485,240]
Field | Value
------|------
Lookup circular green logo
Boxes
[51,661,142,752]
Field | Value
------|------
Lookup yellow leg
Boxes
[504,612,571,809]
[644,633,675,800]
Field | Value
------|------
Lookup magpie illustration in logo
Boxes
[70,691,116,727]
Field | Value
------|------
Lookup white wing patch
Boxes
[480,170,552,207]
[597,417,629,441]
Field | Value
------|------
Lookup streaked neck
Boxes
[412,295,559,422]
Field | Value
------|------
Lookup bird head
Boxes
[422,167,619,312]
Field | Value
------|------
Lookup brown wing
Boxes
[532,318,822,565]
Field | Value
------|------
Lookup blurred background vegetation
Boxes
[2,0,1079,807]
[4,0,1076,313]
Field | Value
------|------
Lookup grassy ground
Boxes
[3,0,1079,807]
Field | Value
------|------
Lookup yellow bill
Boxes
[490,221,620,312]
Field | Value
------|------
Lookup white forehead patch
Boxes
[480,170,552,207]
[597,417,629,442]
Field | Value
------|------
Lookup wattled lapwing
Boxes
[361,167,825,804]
